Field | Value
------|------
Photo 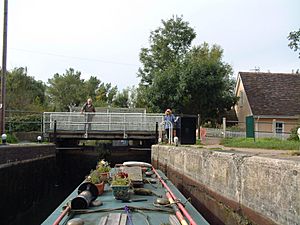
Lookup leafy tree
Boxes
[288,29,300,58]
[137,16,237,123]
[113,88,130,108]
[145,62,182,112]
[47,68,86,111]
[84,76,101,100]
[179,43,237,120]
[94,83,118,107]
[6,67,46,111]
[133,84,148,109]
[138,15,196,86]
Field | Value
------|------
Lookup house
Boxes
[234,72,300,135]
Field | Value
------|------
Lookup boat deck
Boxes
[42,169,209,225]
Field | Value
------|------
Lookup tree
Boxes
[288,29,300,58]
[113,88,130,108]
[137,16,237,123]
[138,15,196,86]
[84,76,100,100]
[179,43,237,121]
[94,83,118,107]
[6,67,46,111]
[47,68,86,111]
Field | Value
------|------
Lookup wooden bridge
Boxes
[43,112,164,143]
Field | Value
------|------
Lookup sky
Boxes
[0,0,299,90]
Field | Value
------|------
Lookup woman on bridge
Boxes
[164,108,175,141]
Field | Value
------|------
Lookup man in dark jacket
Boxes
[81,98,96,130]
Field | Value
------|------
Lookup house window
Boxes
[275,122,284,133]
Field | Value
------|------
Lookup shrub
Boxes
[6,114,42,132]
[288,126,300,141]
[1,133,18,144]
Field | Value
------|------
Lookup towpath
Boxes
[202,137,300,161]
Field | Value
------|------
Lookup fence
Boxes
[43,112,164,134]
[204,118,299,140]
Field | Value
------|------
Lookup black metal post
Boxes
[54,120,57,143]
[155,122,158,144]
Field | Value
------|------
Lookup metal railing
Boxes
[43,112,164,134]
[158,121,173,144]
[204,118,298,140]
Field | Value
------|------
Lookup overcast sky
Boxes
[0,0,299,89]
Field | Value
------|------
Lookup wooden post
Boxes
[0,0,8,135]
[155,122,158,144]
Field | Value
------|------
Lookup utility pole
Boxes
[1,0,8,135]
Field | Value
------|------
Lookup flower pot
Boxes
[95,182,104,195]
[111,184,130,200]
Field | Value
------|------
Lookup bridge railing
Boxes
[43,112,164,134]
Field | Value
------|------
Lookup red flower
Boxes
[117,172,128,178]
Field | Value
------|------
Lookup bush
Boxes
[1,133,18,144]
[288,126,300,141]
[6,114,42,132]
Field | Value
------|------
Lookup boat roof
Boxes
[42,169,209,225]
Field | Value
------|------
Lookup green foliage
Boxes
[94,83,118,107]
[138,15,196,86]
[288,126,300,141]
[47,68,87,111]
[111,177,130,186]
[179,44,238,119]
[2,133,18,143]
[288,28,300,58]
[221,138,300,150]
[89,170,101,184]
[6,113,42,132]
[84,76,101,100]
[96,159,111,173]
[6,67,47,111]
[113,88,130,108]
[137,16,237,121]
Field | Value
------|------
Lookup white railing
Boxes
[158,121,173,144]
[205,128,290,140]
[43,112,164,134]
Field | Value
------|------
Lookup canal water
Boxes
[1,146,151,225]
[0,152,99,225]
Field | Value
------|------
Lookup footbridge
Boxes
[43,112,164,143]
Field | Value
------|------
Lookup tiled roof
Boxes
[239,72,300,116]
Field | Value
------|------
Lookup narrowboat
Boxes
[42,161,209,225]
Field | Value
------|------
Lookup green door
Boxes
[246,116,255,138]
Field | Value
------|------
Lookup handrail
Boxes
[152,167,197,225]
[43,112,164,134]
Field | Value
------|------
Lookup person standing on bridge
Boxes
[81,98,96,131]
[164,108,175,141]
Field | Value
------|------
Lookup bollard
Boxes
[1,134,7,145]
[37,135,42,143]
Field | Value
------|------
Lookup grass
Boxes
[196,139,203,145]
[220,137,300,151]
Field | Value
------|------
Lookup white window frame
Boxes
[275,122,284,134]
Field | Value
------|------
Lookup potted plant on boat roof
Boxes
[96,159,111,182]
[86,170,105,196]
[111,172,131,200]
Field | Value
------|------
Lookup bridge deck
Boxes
[43,112,164,140]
